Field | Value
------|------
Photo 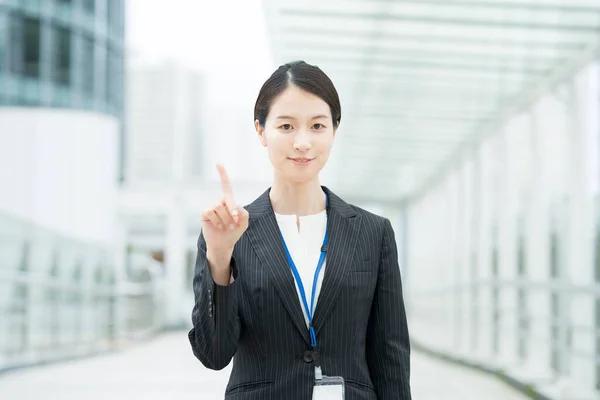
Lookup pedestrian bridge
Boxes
[0,331,529,400]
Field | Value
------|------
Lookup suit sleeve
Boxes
[188,231,240,370]
[366,218,412,399]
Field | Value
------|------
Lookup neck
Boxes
[270,176,326,216]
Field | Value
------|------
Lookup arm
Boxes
[366,218,412,399]
[188,231,240,370]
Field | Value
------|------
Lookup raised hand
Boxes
[200,164,249,283]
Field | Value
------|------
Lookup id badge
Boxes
[313,376,345,400]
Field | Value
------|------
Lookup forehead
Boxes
[268,86,331,120]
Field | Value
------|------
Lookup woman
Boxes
[188,61,411,399]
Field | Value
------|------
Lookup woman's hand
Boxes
[200,164,249,284]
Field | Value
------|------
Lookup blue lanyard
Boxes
[279,196,328,349]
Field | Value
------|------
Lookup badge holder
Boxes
[313,365,345,400]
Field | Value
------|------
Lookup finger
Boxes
[216,164,234,197]
[214,203,235,231]
[201,209,224,230]
[216,165,239,222]
[222,197,239,224]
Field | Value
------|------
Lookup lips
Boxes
[289,157,314,163]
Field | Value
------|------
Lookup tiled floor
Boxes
[0,331,529,399]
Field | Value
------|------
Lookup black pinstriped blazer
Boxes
[188,186,411,399]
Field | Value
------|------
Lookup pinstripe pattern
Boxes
[188,186,412,399]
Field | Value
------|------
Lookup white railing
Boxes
[0,212,165,372]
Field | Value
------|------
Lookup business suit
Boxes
[188,186,411,399]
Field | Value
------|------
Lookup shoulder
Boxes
[346,203,393,235]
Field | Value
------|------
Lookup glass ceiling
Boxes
[262,0,600,203]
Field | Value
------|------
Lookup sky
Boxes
[125,0,279,182]
[126,0,274,99]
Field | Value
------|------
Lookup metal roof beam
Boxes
[282,42,572,61]
[342,136,467,144]
[326,64,541,77]
[333,77,523,88]
[280,28,588,50]
[279,9,600,32]
[328,69,529,82]
[347,0,600,14]
[285,54,553,74]
[356,114,492,123]
[409,42,600,203]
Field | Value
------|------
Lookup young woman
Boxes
[189,61,412,400]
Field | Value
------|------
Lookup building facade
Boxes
[0,0,144,373]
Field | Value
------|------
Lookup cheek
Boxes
[317,137,334,155]
[266,136,289,160]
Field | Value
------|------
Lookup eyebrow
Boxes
[276,115,329,120]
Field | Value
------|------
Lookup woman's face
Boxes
[256,85,336,184]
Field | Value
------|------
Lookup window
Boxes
[516,219,528,360]
[107,0,122,36]
[470,250,478,351]
[595,211,600,389]
[106,46,122,108]
[23,17,41,78]
[490,225,499,355]
[52,25,71,86]
[0,13,5,73]
[550,229,560,372]
[81,35,94,95]
[83,0,95,14]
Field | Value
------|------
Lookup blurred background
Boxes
[0,0,599,399]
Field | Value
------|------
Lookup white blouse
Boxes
[275,210,327,327]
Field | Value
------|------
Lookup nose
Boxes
[293,129,312,152]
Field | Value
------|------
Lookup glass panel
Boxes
[52,24,71,86]
[22,0,41,14]
[595,199,600,389]
[82,0,95,14]
[106,46,121,109]
[53,0,72,25]
[96,42,106,102]
[470,250,478,351]
[491,225,499,354]
[53,84,71,107]
[81,34,94,96]
[22,77,40,105]
[23,17,40,78]
[0,12,5,73]
[9,15,21,75]
[516,217,528,360]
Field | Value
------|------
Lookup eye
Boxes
[279,124,293,131]
[312,123,325,130]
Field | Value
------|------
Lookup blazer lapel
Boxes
[312,187,360,336]
[245,189,311,346]
[244,187,360,347]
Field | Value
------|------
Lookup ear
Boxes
[255,120,267,147]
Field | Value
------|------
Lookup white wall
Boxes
[0,108,120,245]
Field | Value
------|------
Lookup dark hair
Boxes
[254,60,341,129]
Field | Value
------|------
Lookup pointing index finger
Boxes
[216,164,239,221]
[217,163,233,196]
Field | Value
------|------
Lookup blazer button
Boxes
[303,350,319,364]
[303,351,314,363]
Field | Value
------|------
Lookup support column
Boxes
[164,194,187,329]
[516,99,554,385]
[476,140,494,365]
[564,63,599,398]
[497,121,519,370]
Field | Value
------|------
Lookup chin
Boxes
[285,171,319,184]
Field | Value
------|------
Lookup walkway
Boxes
[0,331,529,399]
